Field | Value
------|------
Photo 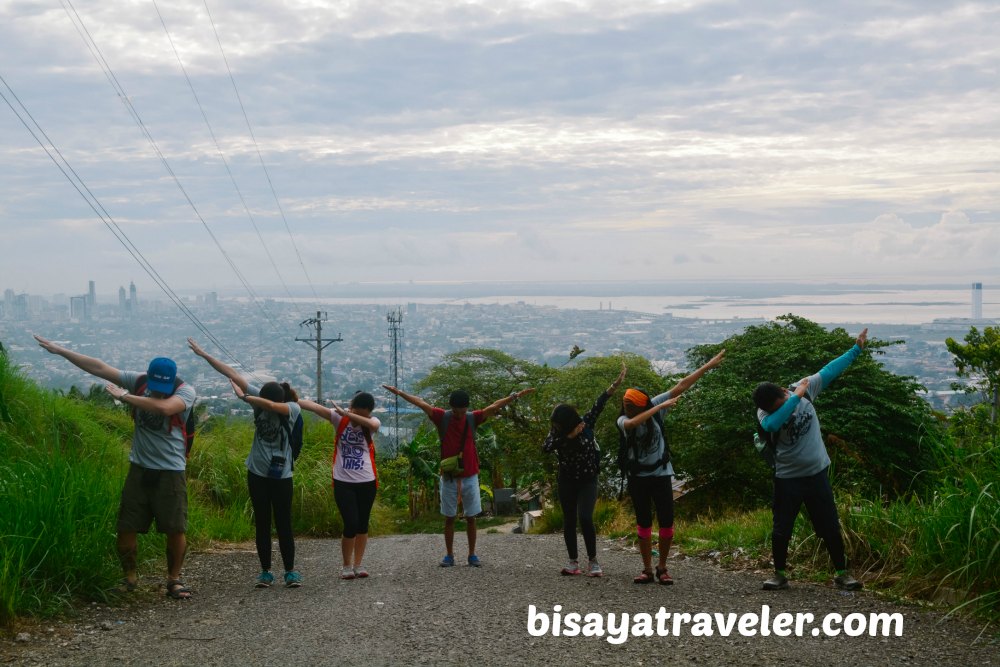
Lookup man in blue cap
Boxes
[35,335,197,599]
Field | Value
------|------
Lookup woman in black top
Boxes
[543,363,626,577]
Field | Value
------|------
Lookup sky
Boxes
[1,0,998,298]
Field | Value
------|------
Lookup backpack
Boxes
[131,374,196,458]
[754,423,777,469]
[617,393,671,478]
[436,410,478,453]
[280,413,305,461]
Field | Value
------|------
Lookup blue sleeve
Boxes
[817,344,862,388]
[760,395,801,432]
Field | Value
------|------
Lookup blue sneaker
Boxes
[468,555,482,568]
[255,571,274,588]
[284,570,302,588]
[440,554,455,567]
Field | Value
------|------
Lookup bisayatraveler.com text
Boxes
[526,604,904,644]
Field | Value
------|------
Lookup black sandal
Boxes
[166,579,192,600]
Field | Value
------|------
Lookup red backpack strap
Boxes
[331,415,351,483]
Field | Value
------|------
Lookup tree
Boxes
[946,326,1000,437]
[673,315,943,505]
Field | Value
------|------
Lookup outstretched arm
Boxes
[584,362,627,426]
[666,349,725,399]
[382,385,435,418]
[329,401,380,432]
[105,383,188,417]
[481,387,535,420]
[188,338,249,393]
[620,396,680,430]
[298,399,333,421]
[35,335,121,384]
[816,328,867,388]
[231,380,289,415]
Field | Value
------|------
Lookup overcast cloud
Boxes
[1,0,997,296]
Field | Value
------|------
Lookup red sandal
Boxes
[655,567,673,585]
[633,570,655,584]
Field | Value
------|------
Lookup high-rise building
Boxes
[972,282,983,320]
[119,286,128,319]
[87,281,96,307]
[129,281,138,315]
[3,289,14,320]
[70,295,88,321]
[13,294,29,321]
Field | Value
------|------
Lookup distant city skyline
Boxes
[1,1,998,294]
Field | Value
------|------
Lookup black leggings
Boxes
[627,475,674,529]
[334,480,377,538]
[247,471,295,572]
[558,473,598,561]
[771,467,846,571]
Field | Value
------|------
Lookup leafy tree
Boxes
[946,326,1000,438]
[674,315,943,506]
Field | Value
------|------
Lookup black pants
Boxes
[247,471,295,572]
[771,467,846,571]
[558,473,598,561]
[627,474,674,530]
[334,480,377,538]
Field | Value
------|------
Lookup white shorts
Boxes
[440,473,482,518]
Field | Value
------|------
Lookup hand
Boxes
[659,396,680,410]
[793,378,810,398]
[187,337,205,357]
[707,349,726,368]
[515,388,535,399]
[856,328,868,349]
[329,401,347,416]
[104,383,128,400]
[608,362,627,393]
[230,379,246,400]
[34,334,63,355]
[382,384,399,395]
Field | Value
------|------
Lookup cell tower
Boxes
[387,308,404,455]
[972,282,983,320]
[295,311,343,401]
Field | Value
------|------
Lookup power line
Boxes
[202,0,319,300]
[0,73,264,385]
[59,0,287,338]
[151,0,294,301]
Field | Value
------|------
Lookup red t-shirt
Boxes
[429,407,486,477]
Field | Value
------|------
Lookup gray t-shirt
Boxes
[120,370,197,472]
[616,390,675,477]
[757,372,830,479]
[245,384,301,480]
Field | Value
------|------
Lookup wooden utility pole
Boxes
[296,311,342,401]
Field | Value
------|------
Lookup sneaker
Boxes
[561,560,582,576]
[440,554,455,567]
[587,560,603,578]
[467,554,482,568]
[762,573,789,590]
[834,573,863,591]
[354,567,369,579]
[255,571,274,588]
[340,566,356,580]
[283,571,302,588]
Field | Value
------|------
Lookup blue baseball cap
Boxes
[146,357,178,395]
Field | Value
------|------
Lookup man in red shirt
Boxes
[383,384,534,566]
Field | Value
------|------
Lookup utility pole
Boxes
[296,311,342,402]
[387,308,404,455]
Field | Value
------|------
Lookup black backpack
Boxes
[617,394,671,478]
[281,413,305,461]
[132,374,196,458]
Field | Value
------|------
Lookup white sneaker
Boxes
[561,560,581,576]
[587,560,603,577]
[340,566,356,580]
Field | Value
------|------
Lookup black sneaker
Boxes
[762,574,789,590]
[834,573,863,591]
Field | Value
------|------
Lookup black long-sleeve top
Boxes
[542,391,611,481]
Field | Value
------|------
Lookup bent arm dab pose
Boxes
[752,328,868,592]
[544,361,626,577]
[190,338,303,588]
[36,334,195,599]
[617,349,726,585]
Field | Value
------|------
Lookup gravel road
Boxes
[3,532,997,666]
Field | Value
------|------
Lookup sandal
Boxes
[633,570,655,584]
[656,566,674,585]
[166,579,192,600]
